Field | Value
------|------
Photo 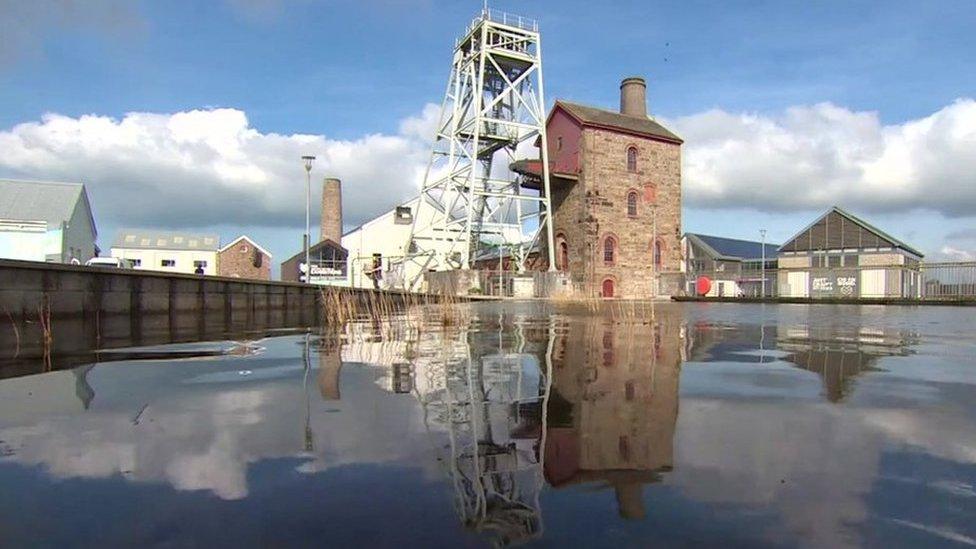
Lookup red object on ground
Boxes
[696,276,711,296]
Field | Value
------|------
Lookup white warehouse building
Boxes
[111,230,219,275]
[0,179,98,264]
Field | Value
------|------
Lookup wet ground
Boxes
[1,302,975,548]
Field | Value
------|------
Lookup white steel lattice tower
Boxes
[404,9,555,287]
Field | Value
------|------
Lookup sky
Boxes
[1,0,975,268]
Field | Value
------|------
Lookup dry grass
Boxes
[3,307,20,359]
[319,286,469,339]
[37,298,53,371]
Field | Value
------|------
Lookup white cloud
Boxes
[670,98,976,216]
[936,246,975,262]
[0,105,441,230]
[3,97,974,238]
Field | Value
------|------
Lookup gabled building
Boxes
[0,179,98,264]
[777,206,924,298]
[683,233,779,297]
[217,235,272,280]
[280,239,348,284]
[111,230,219,274]
[516,77,683,298]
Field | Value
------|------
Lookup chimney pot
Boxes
[619,77,648,118]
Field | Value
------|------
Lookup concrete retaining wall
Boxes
[0,259,406,368]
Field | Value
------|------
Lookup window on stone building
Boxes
[653,240,663,268]
[559,240,569,271]
[627,191,639,217]
[626,146,638,172]
[556,136,563,151]
[603,236,616,264]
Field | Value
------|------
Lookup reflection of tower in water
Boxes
[418,314,550,546]
[545,314,683,520]
[338,305,686,542]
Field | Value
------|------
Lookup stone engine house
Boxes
[520,77,683,298]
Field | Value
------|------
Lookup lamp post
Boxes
[302,155,316,284]
[760,228,767,298]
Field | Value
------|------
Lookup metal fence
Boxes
[920,262,976,299]
[688,262,976,300]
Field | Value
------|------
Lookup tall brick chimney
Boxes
[320,177,342,244]
[620,77,647,118]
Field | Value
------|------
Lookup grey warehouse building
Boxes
[777,207,923,298]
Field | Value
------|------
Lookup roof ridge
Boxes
[0,178,84,188]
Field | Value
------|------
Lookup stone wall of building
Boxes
[217,239,271,280]
[551,127,681,298]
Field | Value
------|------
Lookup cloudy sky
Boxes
[1,0,974,266]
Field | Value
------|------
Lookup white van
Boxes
[85,257,129,269]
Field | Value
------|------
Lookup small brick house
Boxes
[517,77,683,298]
[217,235,272,280]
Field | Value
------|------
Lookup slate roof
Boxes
[113,230,220,251]
[556,101,683,144]
[686,233,779,261]
[0,179,93,231]
[778,206,924,258]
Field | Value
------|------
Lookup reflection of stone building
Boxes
[545,313,683,519]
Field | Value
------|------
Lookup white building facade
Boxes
[0,179,98,264]
[111,230,219,275]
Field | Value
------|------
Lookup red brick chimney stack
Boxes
[320,177,343,244]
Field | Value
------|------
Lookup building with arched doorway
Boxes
[514,77,683,298]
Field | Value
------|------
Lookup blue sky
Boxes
[1,0,974,265]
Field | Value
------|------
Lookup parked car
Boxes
[85,257,130,269]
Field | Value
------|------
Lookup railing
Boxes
[471,9,538,33]
[688,262,976,300]
[920,262,976,299]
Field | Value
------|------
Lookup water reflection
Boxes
[1,303,975,547]
[544,318,681,521]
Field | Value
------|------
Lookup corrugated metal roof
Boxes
[687,233,779,260]
[0,179,86,228]
[113,229,220,251]
[556,101,683,144]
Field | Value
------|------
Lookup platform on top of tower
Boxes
[467,9,538,34]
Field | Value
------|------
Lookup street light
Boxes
[302,155,316,284]
[760,228,767,298]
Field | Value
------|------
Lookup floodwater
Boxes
[1,302,975,548]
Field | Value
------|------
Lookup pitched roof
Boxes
[218,235,272,258]
[686,233,779,261]
[778,206,923,258]
[112,230,220,251]
[555,101,683,144]
[281,238,347,265]
[0,179,94,233]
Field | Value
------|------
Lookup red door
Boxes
[602,279,615,298]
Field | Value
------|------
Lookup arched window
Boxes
[626,146,638,173]
[603,236,616,265]
[627,191,639,217]
[653,239,663,268]
[602,278,615,298]
[559,240,569,271]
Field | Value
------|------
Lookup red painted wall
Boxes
[547,107,581,174]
